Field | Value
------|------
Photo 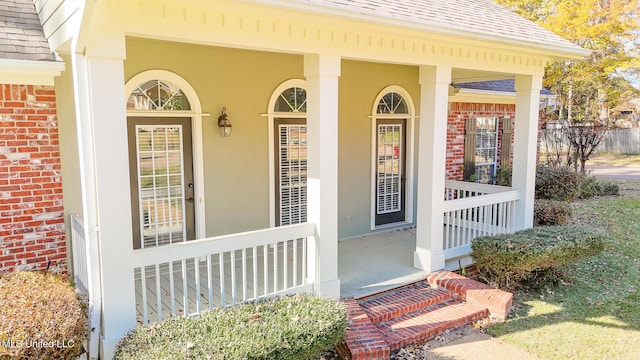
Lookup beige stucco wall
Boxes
[338,60,420,238]
[124,38,304,236]
[123,38,422,239]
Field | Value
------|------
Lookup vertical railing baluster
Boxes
[181,260,188,316]
[207,255,213,310]
[263,244,268,297]
[155,264,162,322]
[169,261,176,316]
[242,248,247,302]
[195,257,201,315]
[284,240,288,289]
[231,250,237,305]
[252,246,258,299]
[274,242,279,293]
[293,239,298,287]
[140,266,149,325]
[219,253,226,306]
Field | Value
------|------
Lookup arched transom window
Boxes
[274,87,306,113]
[376,92,408,114]
[127,80,191,111]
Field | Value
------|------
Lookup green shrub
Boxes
[494,166,512,187]
[534,200,572,226]
[578,174,602,199]
[471,226,605,290]
[0,271,88,359]
[599,181,620,196]
[114,294,348,360]
[535,165,581,201]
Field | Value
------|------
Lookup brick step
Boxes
[359,281,453,324]
[340,297,390,360]
[375,300,490,351]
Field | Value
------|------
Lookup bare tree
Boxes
[565,124,608,173]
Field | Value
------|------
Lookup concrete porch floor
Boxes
[338,226,472,298]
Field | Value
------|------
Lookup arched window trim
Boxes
[264,79,307,227]
[370,85,417,230]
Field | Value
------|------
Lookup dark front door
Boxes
[127,117,195,249]
[375,119,406,226]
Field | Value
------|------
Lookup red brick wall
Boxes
[0,84,66,273]
[446,102,516,181]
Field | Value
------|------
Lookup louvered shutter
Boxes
[463,118,477,180]
[500,118,513,167]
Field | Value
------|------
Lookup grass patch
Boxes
[589,154,640,166]
[486,179,640,359]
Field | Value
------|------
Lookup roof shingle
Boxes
[454,79,554,96]
[0,0,55,61]
[275,0,585,55]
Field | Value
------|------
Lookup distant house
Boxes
[4,0,595,358]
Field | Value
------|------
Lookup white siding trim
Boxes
[0,59,65,85]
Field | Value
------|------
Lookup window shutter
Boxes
[500,118,513,167]
[463,118,477,180]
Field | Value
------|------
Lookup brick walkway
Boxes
[338,271,513,360]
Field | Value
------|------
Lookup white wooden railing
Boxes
[443,181,520,259]
[70,215,90,292]
[131,223,317,325]
[69,214,101,360]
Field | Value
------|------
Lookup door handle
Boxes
[185,197,194,202]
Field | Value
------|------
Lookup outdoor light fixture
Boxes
[217,107,232,137]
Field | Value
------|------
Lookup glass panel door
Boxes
[276,120,307,226]
[375,120,406,226]
[128,118,195,249]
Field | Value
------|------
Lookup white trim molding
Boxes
[264,78,307,228]
[370,85,416,230]
[124,69,207,240]
[0,59,65,85]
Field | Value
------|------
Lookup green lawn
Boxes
[486,180,640,359]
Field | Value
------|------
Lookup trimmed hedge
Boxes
[535,165,581,201]
[471,226,605,290]
[0,271,87,359]
[114,294,348,360]
[534,199,572,226]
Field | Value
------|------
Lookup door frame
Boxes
[265,79,307,228]
[370,86,416,230]
[125,70,206,240]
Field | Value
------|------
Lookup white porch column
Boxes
[414,65,451,272]
[72,31,135,359]
[304,54,341,298]
[512,74,543,230]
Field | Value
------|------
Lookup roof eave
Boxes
[244,0,591,61]
[0,59,65,86]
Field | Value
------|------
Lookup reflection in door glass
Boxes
[136,125,186,247]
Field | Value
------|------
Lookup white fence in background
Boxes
[131,223,317,325]
[443,181,520,259]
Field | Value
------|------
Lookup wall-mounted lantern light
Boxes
[217,107,232,137]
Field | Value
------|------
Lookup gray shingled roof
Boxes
[264,0,587,56]
[0,0,55,61]
[455,79,554,96]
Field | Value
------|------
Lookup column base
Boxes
[413,249,445,273]
[100,335,122,360]
[317,278,341,299]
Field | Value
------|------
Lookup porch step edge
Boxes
[359,282,453,324]
[340,297,390,360]
[426,270,513,319]
[375,300,489,351]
